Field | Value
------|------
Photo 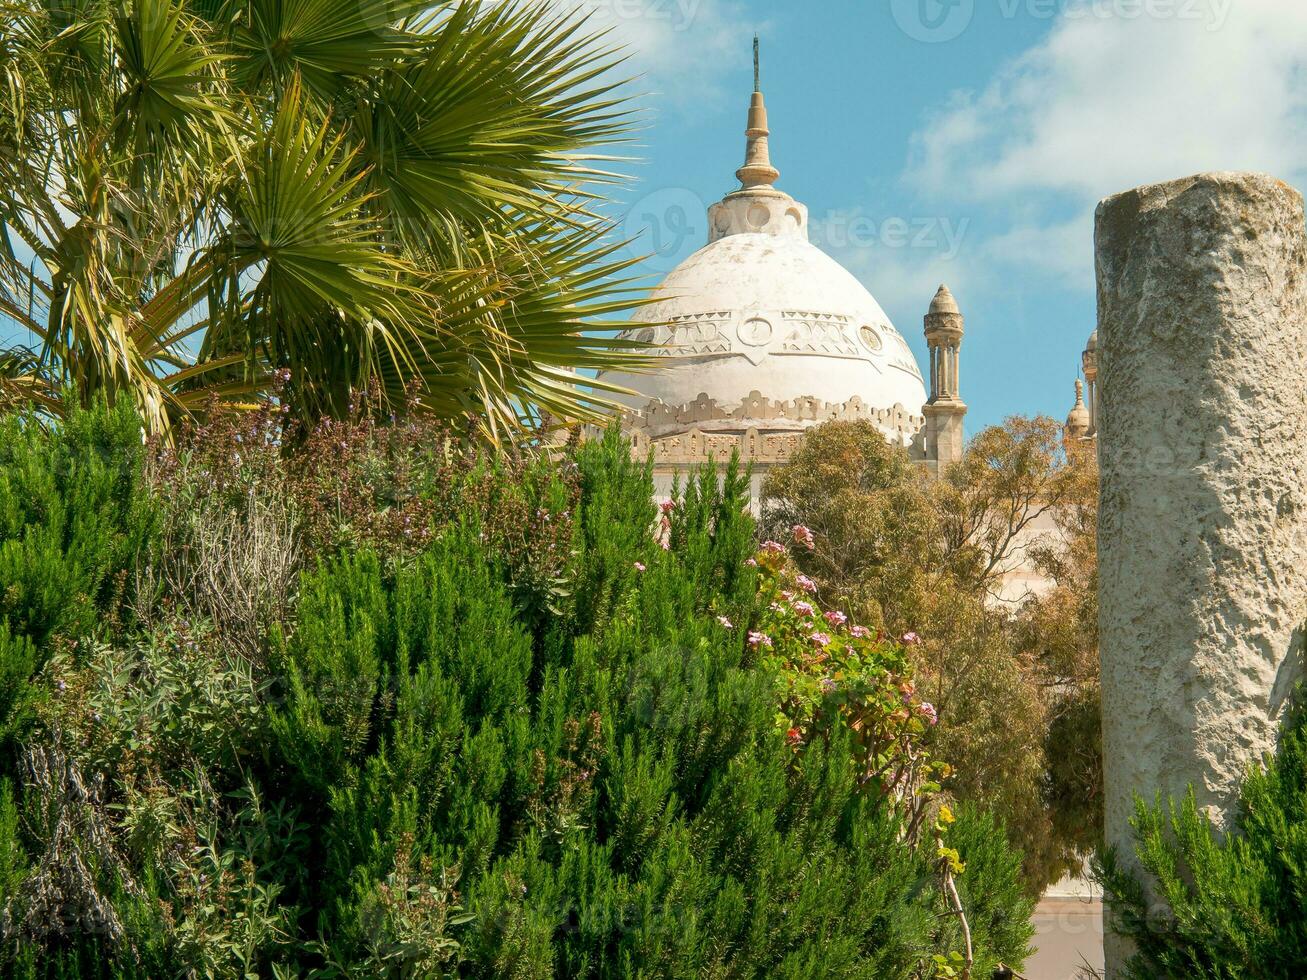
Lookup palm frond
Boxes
[356,1,635,243]
[224,0,430,100]
[397,205,657,439]
[0,0,653,438]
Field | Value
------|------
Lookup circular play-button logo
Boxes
[622,187,707,273]
[891,0,975,43]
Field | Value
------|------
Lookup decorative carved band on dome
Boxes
[630,425,808,467]
[648,311,733,357]
[632,309,910,365]
[779,311,858,357]
[621,390,925,467]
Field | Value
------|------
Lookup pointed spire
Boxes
[1067,379,1091,437]
[735,35,779,190]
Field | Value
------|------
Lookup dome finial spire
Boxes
[736,35,779,190]
[1066,378,1091,439]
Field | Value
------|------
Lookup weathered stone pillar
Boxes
[1096,172,1307,976]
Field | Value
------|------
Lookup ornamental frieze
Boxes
[632,309,905,367]
[778,311,859,357]
[646,311,733,356]
[622,390,925,468]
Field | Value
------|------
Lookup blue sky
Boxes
[582,0,1307,431]
[9,1,1306,433]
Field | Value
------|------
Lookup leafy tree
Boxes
[1013,441,1102,863]
[0,0,649,434]
[759,419,938,632]
[761,418,1100,890]
[1097,696,1307,978]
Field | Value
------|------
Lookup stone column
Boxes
[1096,172,1307,976]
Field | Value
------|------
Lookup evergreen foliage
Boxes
[0,400,155,652]
[1097,696,1307,978]
[0,399,156,769]
[0,403,1034,977]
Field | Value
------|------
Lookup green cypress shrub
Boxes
[1097,697,1307,978]
[266,429,1032,977]
[0,399,156,653]
[0,399,156,770]
[0,404,1032,978]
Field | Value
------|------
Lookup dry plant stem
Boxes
[943,867,973,980]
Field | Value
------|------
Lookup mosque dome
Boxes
[599,73,926,446]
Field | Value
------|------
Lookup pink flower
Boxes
[796,574,818,594]
[824,610,847,627]
[850,625,872,639]
[918,702,938,726]
[745,557,758,567]
[820,677,838,694]
[810,631,832,648]
[761,540,787,555]
[792,600,815,618]
[792,524,815,550]
[633,562,646,573]
[717,615,734,629]
[901,631,921,646]
[748,631,773,649]
[780,590,795,602]
[660,499,677,514]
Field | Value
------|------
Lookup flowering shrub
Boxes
[746,532,1031,977]
[750,534,949,841]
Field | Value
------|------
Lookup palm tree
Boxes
[0,0,651,437]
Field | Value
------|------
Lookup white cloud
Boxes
[883,0,1307,303]
[910,0,1307,200]
[548,0,754,105]
[977,210,1095,290]
[812,209,978,325]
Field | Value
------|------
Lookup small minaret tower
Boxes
[922,284,967,468]
[1065,379,1091,442]
[1081,330,1099,436]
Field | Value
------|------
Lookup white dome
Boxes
[599,83,928,448]
[602,233,925,422]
